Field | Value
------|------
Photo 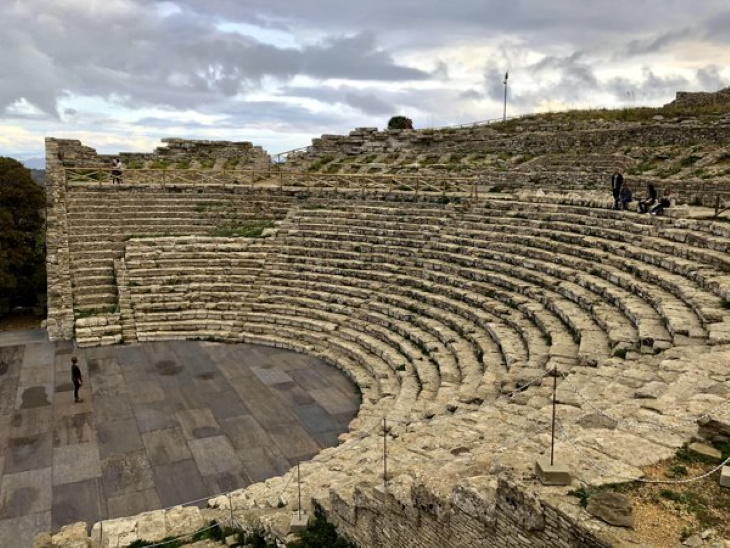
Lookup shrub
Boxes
[210,221,274,238]
[680,155,702,167]
[665,464,688,478]
[387,115,414,130]
[149,158,172,170]
[288,510,356,548]
[124,159,144,169]
[0,157,46,311]
[567,486,592,508]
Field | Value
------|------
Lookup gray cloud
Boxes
[1,0,729,159]
[623,28,694,57]
[0,2,427,118]
[173,0,729,45]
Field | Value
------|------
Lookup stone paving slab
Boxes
[0,329,47,347]
[0,336,358,546]
[51,478,106,531]
[0,511,51,548]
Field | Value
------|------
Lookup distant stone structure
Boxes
[665,86,730,109]
[283,102,730,208]
[44,138,271,341]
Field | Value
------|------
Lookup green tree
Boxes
[387,115,414,130]
[0,157,46,313]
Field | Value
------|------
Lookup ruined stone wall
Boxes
[116,138,271,168]
[50,137,271,169]
[44,139,76,340]
[665,87,730,109]
[323,479,612,548]
[297,121,730,161]
[44,137,274,342]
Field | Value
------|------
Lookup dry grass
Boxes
[583,448,730,546]
[629,460,729,545]
[488,103,730,133]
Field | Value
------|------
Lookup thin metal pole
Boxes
[550,369,557,466]
[297,462,301,520]
[383,417,388,493]
[503,72,509,121]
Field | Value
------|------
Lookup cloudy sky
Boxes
[1,0,729,164]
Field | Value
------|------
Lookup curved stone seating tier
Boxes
[65,190,295,317]
[54,188,730,546]
[292,203,722,332]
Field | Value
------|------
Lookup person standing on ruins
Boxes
[71,356,83,402]
[611,171,624,209]
[618,182,633,210]
[111,158,123,184]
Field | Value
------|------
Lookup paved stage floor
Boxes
[0,330,360,546]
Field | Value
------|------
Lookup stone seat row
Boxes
[292,207,725,323]
[295,204,730,269]
[336,197,730,240]
[122,244,552,416]
[312,201,730,264]
[268,242,605,370]
[250,279,491,402]
[276,236,666,354]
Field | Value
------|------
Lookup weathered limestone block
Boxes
[586,491,633,528]
[496,478,545,532]
[165,505,205,538]
[50,522,89,547]
[720,466,730,489]
[698,415,730,445]
[135,510,167,542]
[450,476,498,528]
[91,517,137,548]
[688,442,722,461]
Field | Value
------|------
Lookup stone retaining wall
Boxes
[45,138,75,340]
[323,478,612,548]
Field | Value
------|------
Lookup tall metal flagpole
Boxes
[503,71,509,121]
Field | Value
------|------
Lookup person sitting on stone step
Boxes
[650,188,672,216]
[638,183,657,213]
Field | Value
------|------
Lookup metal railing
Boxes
[274,145,311,163]
[430,114,525,130]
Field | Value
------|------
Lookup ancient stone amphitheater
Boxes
[42,100,730,547]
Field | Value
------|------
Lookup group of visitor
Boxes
[610,172,671,215]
